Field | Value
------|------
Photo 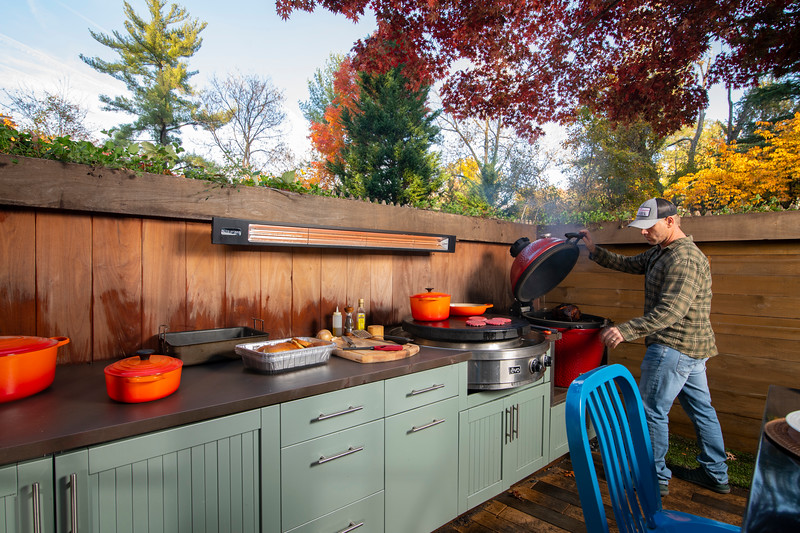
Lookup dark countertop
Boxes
[0,347,471,466]
[741,384,800,533]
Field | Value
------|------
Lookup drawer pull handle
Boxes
[317,445,364,465]
[338,521,364,533]
[69,472,79,533]
[32,481,41,533]
[316,405,363,421]
[409,383,445,396]
[411,418,446,433]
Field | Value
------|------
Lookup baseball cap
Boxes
[628,198,677,229]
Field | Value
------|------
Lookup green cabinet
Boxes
[384,364,461,533]
[0,457,54,533]
[53,407,279,533]
[549,401,569,461]
[458,380,550,513]
[280,381,385,532]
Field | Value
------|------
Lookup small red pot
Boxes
[0,336,70,403]
[104,350,183,403]
[410,289,451,321]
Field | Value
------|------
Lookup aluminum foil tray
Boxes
[236,337,335,374]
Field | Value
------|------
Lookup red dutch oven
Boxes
[104,350,183,403]
[0,335,70,402]
[509,233,609,387]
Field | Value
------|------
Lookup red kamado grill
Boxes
[509,233,610,388]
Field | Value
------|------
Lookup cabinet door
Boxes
[55,408,270,533]
[502,384,550,487]
[0,457,54,533]
[458,396,504,513]
[549,401,569,462]
[281,419,384,532]
[385,397,459,533]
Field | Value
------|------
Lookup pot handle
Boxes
[564,232,584,243]
[50,336,70,348]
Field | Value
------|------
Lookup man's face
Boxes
[641,217,671,246]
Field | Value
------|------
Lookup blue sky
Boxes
[2,1,739,180]
[1,0,376,158]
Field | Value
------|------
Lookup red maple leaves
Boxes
[278,0,797,138]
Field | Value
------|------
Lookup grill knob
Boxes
[530,357,543,374]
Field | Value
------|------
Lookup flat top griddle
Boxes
[402,314,531,343]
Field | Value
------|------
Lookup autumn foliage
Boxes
[277,1,799,139]
[305,57,360,187]
[666,113,800,211]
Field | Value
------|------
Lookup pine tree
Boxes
[331,68,442,205]
[80,0,206,145]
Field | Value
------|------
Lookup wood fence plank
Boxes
[367,254,393,327]
[36,212,92,364]
[142,219,186,350]
[0,209,35,335]
[320,249,347,333]
[186,221,225,330]
[260,248,292,338]
[346,250,371,316]
[92,216,142,360]
[225,248,260,328]
[292,249,321,336]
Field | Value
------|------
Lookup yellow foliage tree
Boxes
[666,113,800,211]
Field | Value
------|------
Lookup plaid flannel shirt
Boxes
[590,236,717,359]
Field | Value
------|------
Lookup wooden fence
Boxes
[2,154,799,452]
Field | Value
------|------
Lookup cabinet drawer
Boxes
[384,364,460,416]
[281,419,384,531]
[281,382,383,446]
[286,491,384,533]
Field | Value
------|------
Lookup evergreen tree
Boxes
[80,0,206,145]
[331,68,442,205]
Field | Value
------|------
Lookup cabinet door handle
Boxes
[410,418,446,433]
[69,472,79,533]
[505,407,512,443]
[317,445,364,465]
[409,383,445,396]
[316,405,363,421]
[513,404,520,440]
[337,521,364,533]
[32,482,41,533]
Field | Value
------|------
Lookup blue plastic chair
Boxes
[565,364,740,532]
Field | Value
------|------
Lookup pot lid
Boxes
[0,335,59,357]
[104,350,182,378]
[509,233,583,302]
[410,290,450,299]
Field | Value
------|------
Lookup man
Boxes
[579,198,729,498]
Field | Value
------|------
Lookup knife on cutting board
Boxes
[340,345,403,351]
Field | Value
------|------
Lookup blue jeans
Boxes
[639,343,728,485]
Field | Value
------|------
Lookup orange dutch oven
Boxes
[409,288,451,321]
[104,350,183,403]
[0,335,70,403]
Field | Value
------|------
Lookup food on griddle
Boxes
[486,317,512,325]
[551,303,582,321]
[466,318,486,327]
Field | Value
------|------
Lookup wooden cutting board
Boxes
[332,338,420,363]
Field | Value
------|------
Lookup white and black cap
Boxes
[628,198,677,229]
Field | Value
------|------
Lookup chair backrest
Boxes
[566,364,662,533]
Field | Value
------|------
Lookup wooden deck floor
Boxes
[435,454,747,532]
